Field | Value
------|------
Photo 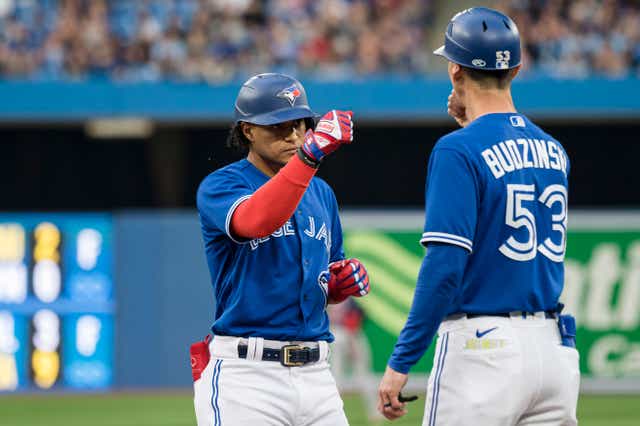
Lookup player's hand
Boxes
[378,365,409,420]
[301,110,353,163]
[327,258,369,304]
[447,89,469,127]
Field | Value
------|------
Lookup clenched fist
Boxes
[327,258,370,304]
[300,110,354,164]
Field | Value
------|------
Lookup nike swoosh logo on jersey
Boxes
[475,327,498,338]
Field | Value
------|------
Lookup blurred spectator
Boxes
[497,0,640,78]
[2,0,638,82]
[0,0,431,82]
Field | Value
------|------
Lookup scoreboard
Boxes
[0,214,113,391]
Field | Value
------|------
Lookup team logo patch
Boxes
[318,270,330,300]
[509,116,525,127]
[496,50,511,69]
[277,85,302,106]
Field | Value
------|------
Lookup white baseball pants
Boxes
[423,313,580,426]
[193,335,349,426]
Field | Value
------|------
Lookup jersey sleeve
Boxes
[197,171,253,244]
[420,147,479,253]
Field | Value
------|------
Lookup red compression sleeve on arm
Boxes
[230,155,317,239]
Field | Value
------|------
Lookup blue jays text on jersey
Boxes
[421,113,570,315]
[197,159,345,342]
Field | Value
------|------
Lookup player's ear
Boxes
[240,122,255,143]
[510,65,521,80]
[448,62,463,85]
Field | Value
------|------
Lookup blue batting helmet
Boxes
[233,73,316,125]
[434,7,521,71]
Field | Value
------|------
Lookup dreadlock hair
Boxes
[226,123,251,153]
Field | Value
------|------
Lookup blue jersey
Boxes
[197,159,345,342]
[421,113,570,314]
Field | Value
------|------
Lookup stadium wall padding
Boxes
[1,79,640,122]
[114,211,212,387]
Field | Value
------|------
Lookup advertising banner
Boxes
[341,212,640,380]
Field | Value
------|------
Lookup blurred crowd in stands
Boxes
[499,0,640,78]
[0,0,430,82]
[0,0,639,82]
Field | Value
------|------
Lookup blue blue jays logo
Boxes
[318,270,330,303]
[277,85,301,106]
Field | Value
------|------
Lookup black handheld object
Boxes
[384,392,419,407]
[398,393,419,403]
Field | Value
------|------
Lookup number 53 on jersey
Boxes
[500,183,567,263]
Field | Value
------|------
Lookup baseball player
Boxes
[378,8,579,425]
[191,73,371,426]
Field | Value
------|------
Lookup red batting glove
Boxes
[189,335,212,381]
[328,258,370,303]
[300,110,354,163]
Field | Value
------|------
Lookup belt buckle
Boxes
[280,344,306,367]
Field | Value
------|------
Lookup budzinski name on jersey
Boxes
[481,138,568,179]
[249,216,332,253]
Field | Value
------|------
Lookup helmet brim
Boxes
[237,106,317,125]
[434,45,457,64]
